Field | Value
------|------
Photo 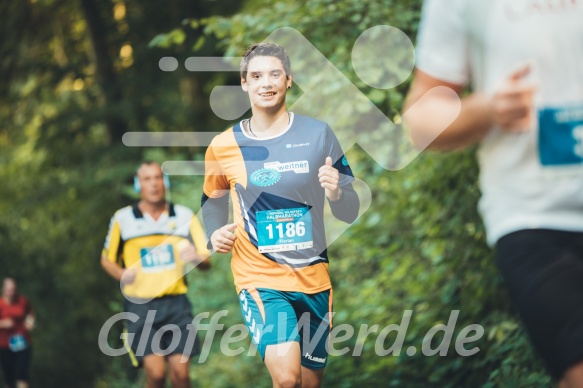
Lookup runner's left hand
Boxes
[24,315,34,331]
[319,156,341,201]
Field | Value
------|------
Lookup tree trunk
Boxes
[79,0,126,143]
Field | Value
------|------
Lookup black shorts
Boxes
[0,347,31,386]
[496,229,583,380]
[124,294,199,367]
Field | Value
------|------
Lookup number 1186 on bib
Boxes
[256,208,313,253]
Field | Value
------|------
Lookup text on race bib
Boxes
[256,207,313,253]
[539,105,583,166]
[140,245,176,273]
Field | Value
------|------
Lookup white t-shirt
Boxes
[416,0,583,245]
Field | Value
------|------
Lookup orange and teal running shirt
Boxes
[203,113,355,294]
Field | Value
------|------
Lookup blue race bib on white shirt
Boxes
[539,105,583,166]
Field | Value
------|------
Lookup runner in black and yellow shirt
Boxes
[101,161,210,388]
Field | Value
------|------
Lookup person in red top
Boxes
[0,278,34,388]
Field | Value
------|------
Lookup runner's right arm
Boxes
[202,141,236,254]
[404,68,535,151]
[0,319,14,329]
[403,0,535,151]
[328,183,359,223]
[101,214,136,283]
[100,255,136,283]
[404,69,487,151]
[201,194,236,253]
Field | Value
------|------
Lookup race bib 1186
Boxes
[256,207,313,253]
[140,245,176,273]
[538,105,583,166]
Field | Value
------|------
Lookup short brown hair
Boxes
[136,161,161,177]
[240,42,291,79]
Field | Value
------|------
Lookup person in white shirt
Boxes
[404,0,583,385]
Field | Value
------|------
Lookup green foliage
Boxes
[149,29,187,48]
[1,0,241,386]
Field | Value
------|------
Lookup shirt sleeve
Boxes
[102,215,122,264]
[201,194,229,244]
[325,125,355,188]
[329,183,359,224]
[202,139,231,247]
[189,215,211,258]
[415,0,470,86]
[203,143,230,198]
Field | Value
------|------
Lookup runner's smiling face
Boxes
[241,55,292,114]
[137,164,166,205]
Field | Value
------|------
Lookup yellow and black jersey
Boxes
[102,203,210,299]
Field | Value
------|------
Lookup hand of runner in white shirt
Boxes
[489,64,537,132]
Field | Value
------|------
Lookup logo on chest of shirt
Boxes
[250,168,281,187]
[505,0,583,19]
[264,160,310,174]
[286,142,310,148]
